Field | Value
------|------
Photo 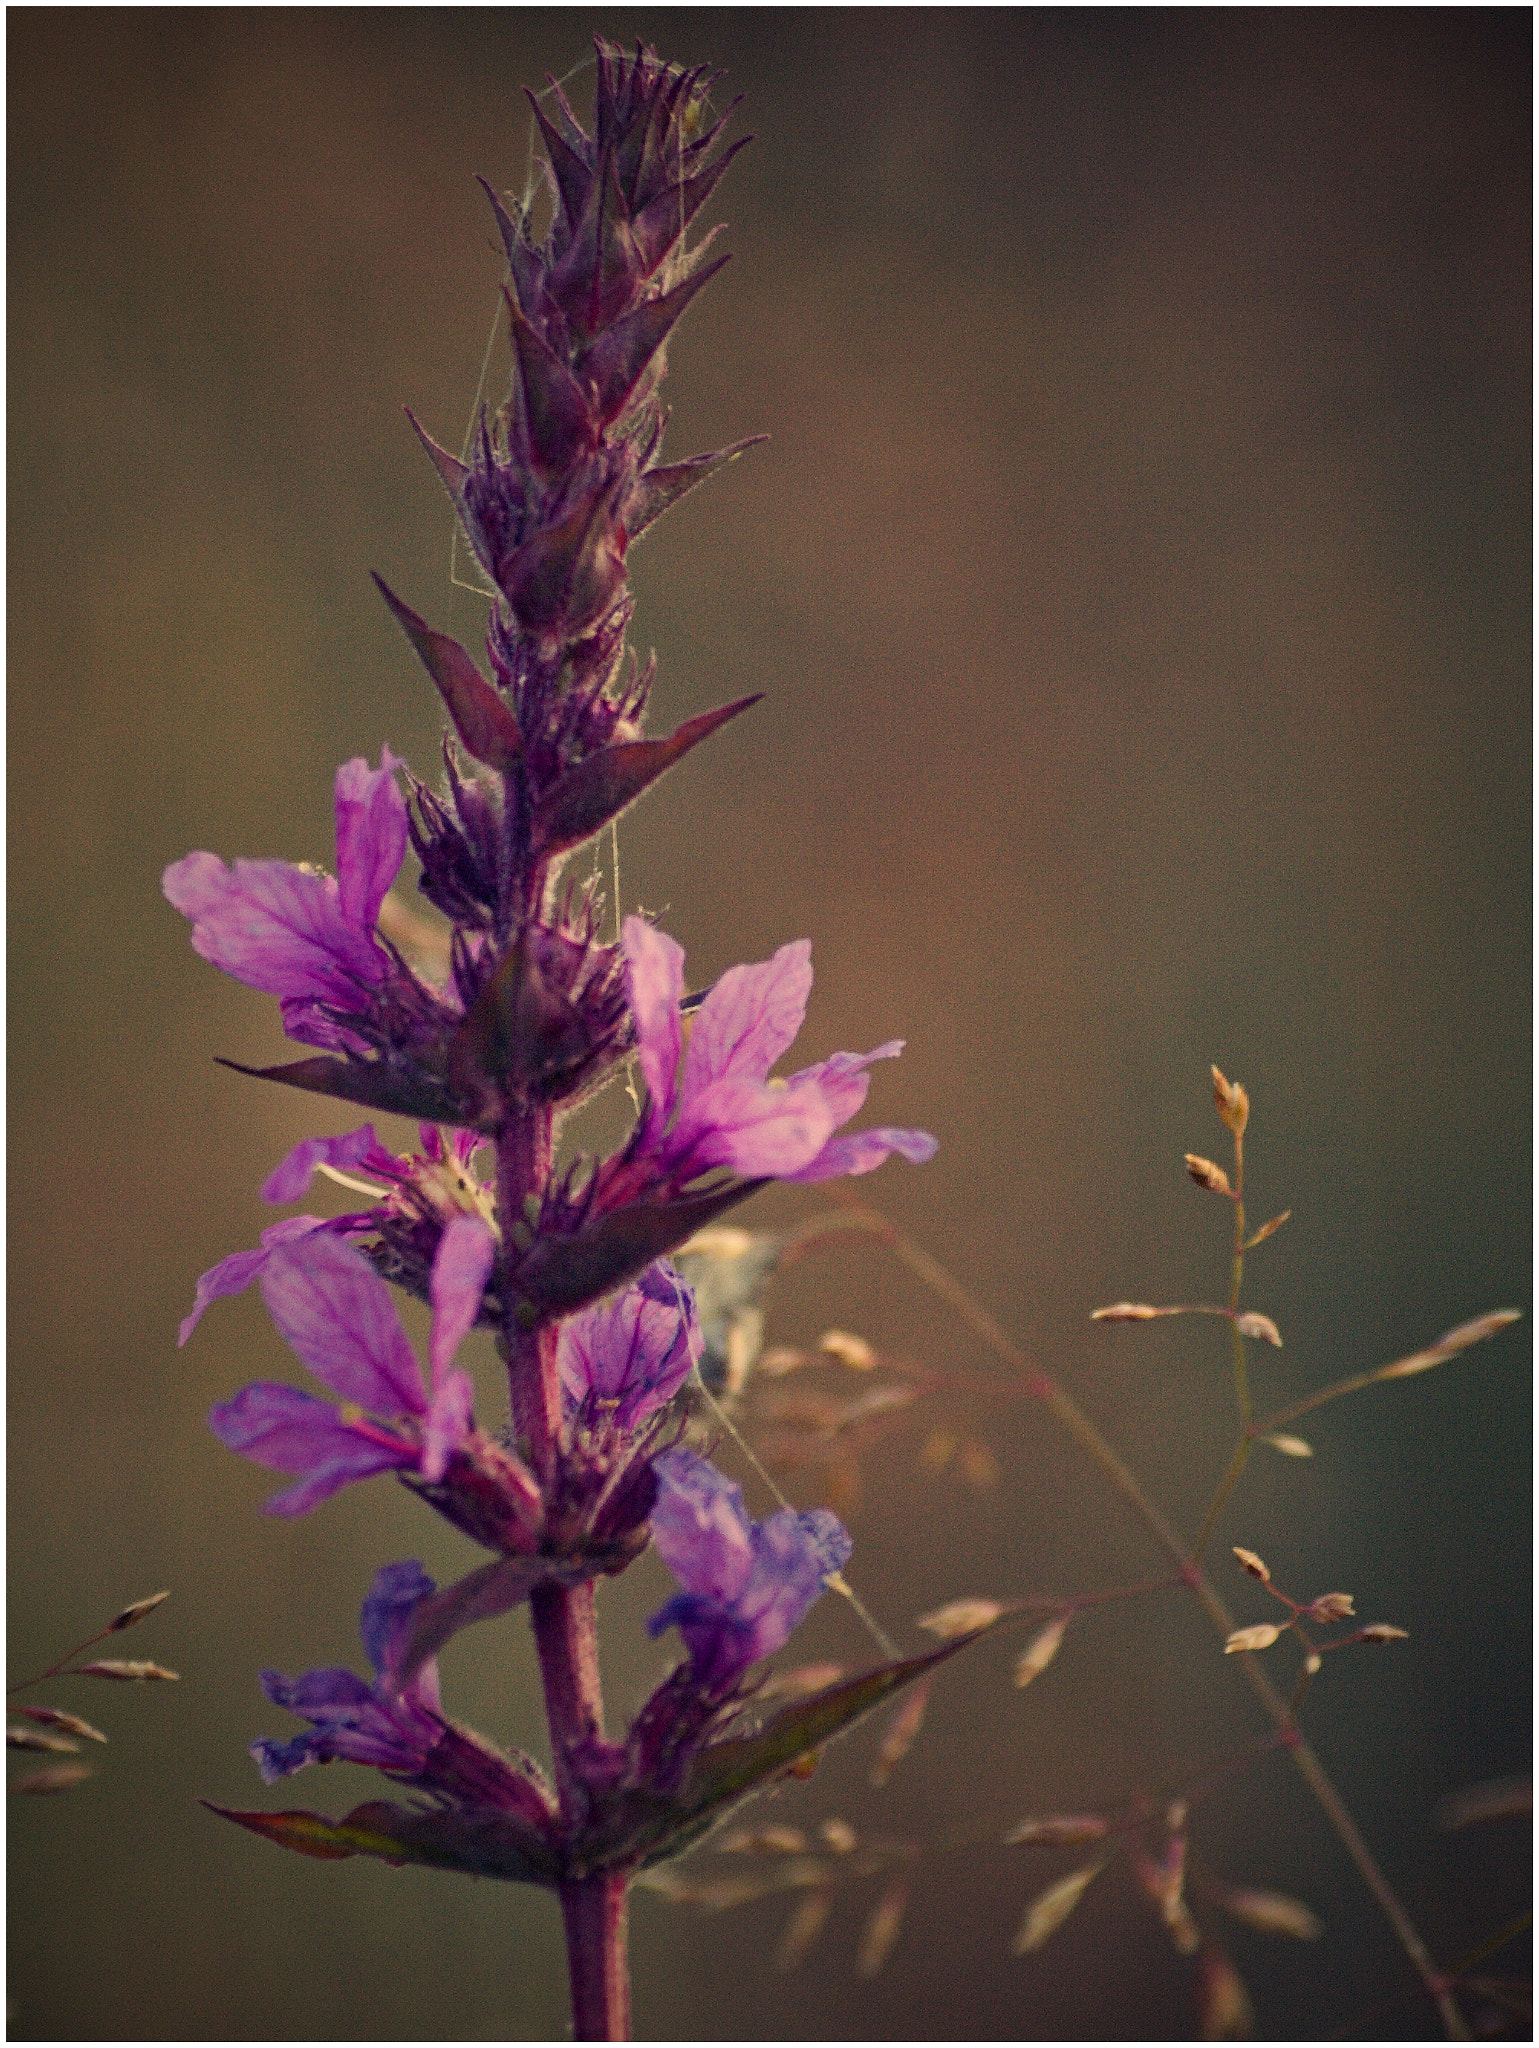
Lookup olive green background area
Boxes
[9,9,1529,2041]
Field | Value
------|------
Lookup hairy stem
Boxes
[560,1868,632,2041]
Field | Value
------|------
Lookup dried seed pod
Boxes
[1216,1887,1322,1939]
[1012,1863,1105,1953]
[75,1660,179,1681]
[1184,1154,1233,1196]
[1234,1311,1282,1346]
[870,1674,934,1787]
[1224,1623,1284,1654]
[1005,1815,1109,1847]
[1013,1614,1070,1689]
[916,1599,1003,1638]
[1232,1547,1271,1582]
[9,1762,94,1794]
[855,1874,911,1979]
[1198,1947,1254,2039]
[776,1888,834,1972]
[1356,1623,1409,1644]
[10,1706,108,1743]
[7,1726,80,1753]
[757,1662,845,1702]
[1375,1308,1523,1380]
[919,1429,956,1473]
[1305,1592,1355,1624]
[818,1329,876,1370]
[959,1438,1001,1491]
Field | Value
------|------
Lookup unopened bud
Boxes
[1090,1301,1175,1322]
[108,1591,171,1633]
[917,1598,1003,1638]
[1244,1209,1292,1249]
[75,1660,179,1681]
[10,1707,107,1744]
[1235,1311,1282,1346]
[7,1726,80,1753]
[818,1818,857,1854]
[9,1762,94,1794]
[819,1329,875,1370]
[1218,1887,1322,1939]
[1232,1547,1271,1581]
[1012,1862,1105,1952]
[1005,1814,1110,1846]
[1262,1433,1313,1457]
[1304,1652,1322,1675]
[1211,1065,1250,1136]
[1357,1623,1409,1644]
[1013,1614,1070,1688]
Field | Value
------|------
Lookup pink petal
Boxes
[260,1236,426,1417]
[622,917,685,1133]
[178,1216,329,1346]
[334,750,408,931]
[682,941,812,1096]
[262,1126,385,1204]
[428,1216,497,1388]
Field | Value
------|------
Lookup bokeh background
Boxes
[9,9,1530,2040]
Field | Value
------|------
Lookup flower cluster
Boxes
[167,40,937,2001]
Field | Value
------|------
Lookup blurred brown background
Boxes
[9,9,1529,2040]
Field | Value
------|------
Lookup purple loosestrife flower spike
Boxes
[208,1228,489,1514]
[646,1446,852,1691]
[163,752,412,1052]
[557,1261,701,1431]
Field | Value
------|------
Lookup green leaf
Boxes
[616,1631,993,1870]
[204,1799,560,1887]
[529,696,762,860]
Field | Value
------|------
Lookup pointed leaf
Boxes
[504,290,595,474]
[403,407,470,499]
[512,1181,769,1320]
[373,575,522,772]
[215,1055,467,1130]
[524,88,591,230]
[530,696,762,858]
[578,256,731,426]
[628,438,768,544]
[651,1633,991,1860]
[205,1798,560,1886]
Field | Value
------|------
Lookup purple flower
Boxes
[252,1560,558,1833]
[558,1262,701,1431]
[252,1560,448,1783]
[601,917,937,1203]
[178,1122,494,1347]
[163,751,409,1051]
[208,1219,493,1515]
[646,1447,852,1690]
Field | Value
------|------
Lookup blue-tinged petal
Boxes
[359,1561,438,1681]
[648,1447,754,1600]
[788,1125,939,1183]
[259,1236,426,1417]
[261,1453,412,1518]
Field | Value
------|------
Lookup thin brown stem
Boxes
[825,1188,1471,2040]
